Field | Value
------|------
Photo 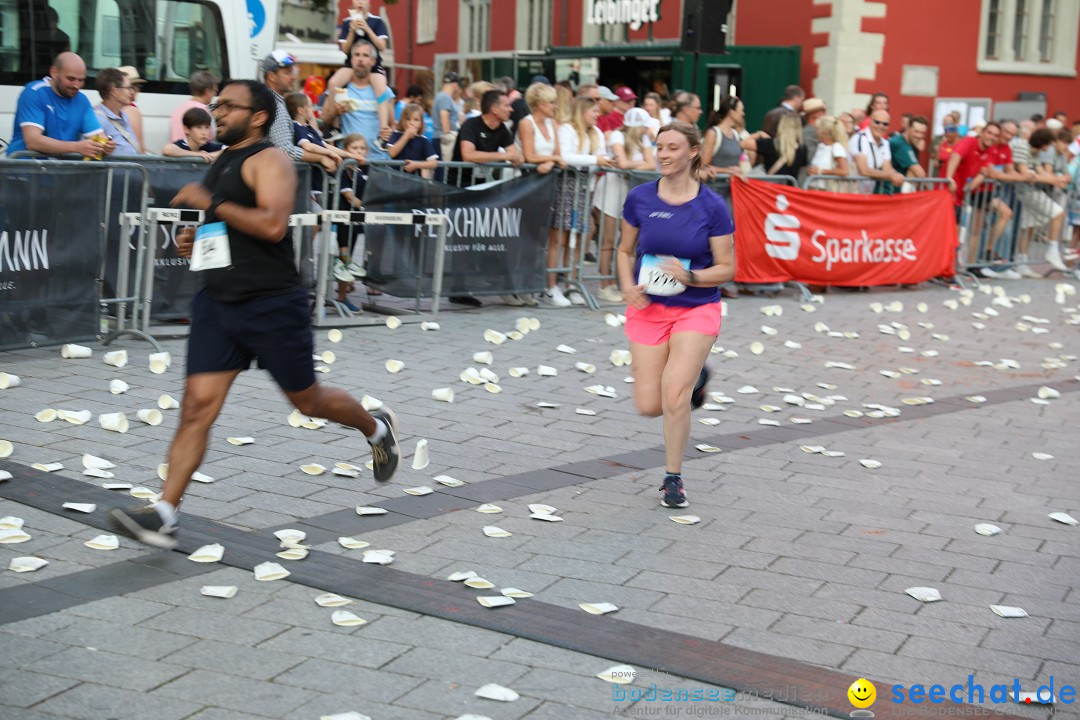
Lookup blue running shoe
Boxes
[660,474,689,508]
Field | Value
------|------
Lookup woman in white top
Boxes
[807,115,850,182]
[543,97,612,307]
[593,108,655,303]
[515,82,565,307]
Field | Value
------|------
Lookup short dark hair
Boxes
[983,121,1002,132]
[182,107,212,129]
[1030,113,1045,123]
[189,70,219,96]
[480,89,505,115]
[908,115,929,129]
[220,79,276,135]
[96,67,126,97]
[1029,127,1054,150]
[1056,128,1073,143]
[404,84,423,99]
[782,85,805,101]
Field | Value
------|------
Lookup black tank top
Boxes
[200,141,302,302]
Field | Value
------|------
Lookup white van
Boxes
[0,0,280,153]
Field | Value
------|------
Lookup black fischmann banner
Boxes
[361,166,555,297]
[0,164,107,351]
[105,160,315,320]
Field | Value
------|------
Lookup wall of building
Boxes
[735,0,1080,124]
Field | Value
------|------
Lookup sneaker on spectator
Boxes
[539,286,571,307]
[659,474,689,508]
[567,289,587,306]
[980,267,1021,280]
[596,285,623,303]
[345,261,366,277]
[500,294,525,306]
[339,298,361,312]
[333,258,355,282]
[1014,264,1042,279]
[1045,242,1069,272]
[517,293,539,307]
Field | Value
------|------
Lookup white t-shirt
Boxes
[607,129,651,163]
[811,141,847,171]
[848,129,891,170]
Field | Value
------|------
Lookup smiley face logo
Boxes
[848,678,876,709]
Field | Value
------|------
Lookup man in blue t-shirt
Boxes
[7,52,115,158]
[323,41,395,161]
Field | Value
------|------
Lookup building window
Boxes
[417,0,436,44]
[461,0,490,53]
[517,0,552,51]
[978,0,1077,75]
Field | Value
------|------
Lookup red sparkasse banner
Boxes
[730,180,958,286]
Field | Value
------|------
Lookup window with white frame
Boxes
[516,0,553,51]
[460,0,490,53]
[417,0,436,44]
[978,0,1077,75]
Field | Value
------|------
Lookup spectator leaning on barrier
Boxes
[162,107,222,162]
[116,66,147,153]
[806,115,850,179]
[448,88,522,185]
[595,85,620,135]
[760,85,804,137]
[169,70,219,143]
[889,115,929,180]
[92,68,141,157]
[849,110,904,193]
[322,41,395,163]
[944,122,1016,274]
[800,98,826,159]
[6,52,114,158]
[1010,127,1070,277]
[432,71,462,160]
[741,112,808,179]
[261,51,340,176]
[931,112,962,177]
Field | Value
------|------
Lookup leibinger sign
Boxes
[730,179,958,287]
[586,0,662,30]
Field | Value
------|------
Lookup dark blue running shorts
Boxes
[187,288,315,392]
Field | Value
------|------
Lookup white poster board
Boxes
[933,98,993,135]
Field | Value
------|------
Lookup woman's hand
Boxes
[660,256,693,285]
[624,283,651,310]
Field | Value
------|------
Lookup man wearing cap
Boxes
[261,50,339,174]
[595,85,620,135]
[433,71,462,160]
[6,51,115,158]
[801,98,826,158]
[116,66,147,152]
[600,86,636,136]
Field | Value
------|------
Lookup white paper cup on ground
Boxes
[537,365,557,377]
[61,344,92,359]
[483,329,506,344]
[0,441,13,458]
[432,387,454,403]
[327,329,343,343]
[103,350,128,368]
[9,556,48,572]
[253,561,290,581]
[158,394,180,409]
[473,351,493,365]
[59,409,92,425]
[574,361,596,374]
[385,359,404,373]
[508,367,530,377]
[98,412,129,433]
[109,379,129,395]
[459,367,483,384]
[385,316,402,329]
[148,352,171,374]
[35,409,56,423]
[412,439,430,469]
[200,585,237,599]
[136,408,163,426]
[0,372,20,389]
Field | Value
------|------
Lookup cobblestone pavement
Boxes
[0,278,1077,720]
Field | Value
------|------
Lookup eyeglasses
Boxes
[872,120,889,127]
[208,101,254,114]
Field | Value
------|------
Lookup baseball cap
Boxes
[597,85,619,101]
[802,97,826,114]
[1046,118,1064,130]
[623,107,650,128]
[261,50,297,73]
[117,66,146,85]
[615,86,637,102]
[442,70,460,84]
[530,74,551,85]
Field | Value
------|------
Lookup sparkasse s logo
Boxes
[764,194,800,260]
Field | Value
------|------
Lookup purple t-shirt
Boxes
[622,180,735,307]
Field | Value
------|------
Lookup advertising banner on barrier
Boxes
[361,166,555,297]
[0,165,106,351]
[730,179,958,286]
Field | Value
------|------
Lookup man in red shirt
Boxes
[945,122,1015,273]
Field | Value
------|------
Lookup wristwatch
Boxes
[208,195,225,216]
[687,270,697,285]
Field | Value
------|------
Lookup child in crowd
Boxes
[161,108,223,162]
[337,133,375,308]
[329,0,391,142]
[386,103,439,179]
